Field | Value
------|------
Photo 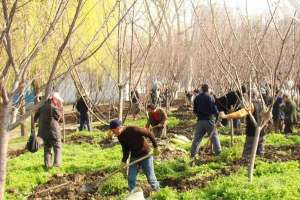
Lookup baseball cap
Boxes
[109,119,122,129]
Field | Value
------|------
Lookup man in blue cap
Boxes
[109,119,160,192]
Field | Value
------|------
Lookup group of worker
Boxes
[33,83,298,193]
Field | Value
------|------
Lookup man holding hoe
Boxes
[109,119,160,192]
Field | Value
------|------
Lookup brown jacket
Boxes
[118,126,157,162]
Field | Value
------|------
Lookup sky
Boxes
[223,0,295,17]
[228,0,270,15]
[133,0,298,32]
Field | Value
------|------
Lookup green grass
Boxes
[152,161,300,200]
[265,133,300,146]
[125,116,180,129]
[5,113,300,200]
[6,143,122,199]
[67,130,107,142]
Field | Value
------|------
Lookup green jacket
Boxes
[282,99,297,123]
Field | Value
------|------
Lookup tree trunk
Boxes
[0,103,11,199]
[118,86,124,120]
[117,0,123,120]
[30,114,35,136]
[248,126,262,182]
[20,97,26,137]
[230,119,234,146]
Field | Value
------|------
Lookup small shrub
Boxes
[99,173,127,196]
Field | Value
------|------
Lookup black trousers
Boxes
[79,112,91,131]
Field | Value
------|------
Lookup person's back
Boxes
[118,126,155,159]
[35,100,61,141]
[246,100,264,136]
[273,96,283,119]
[190,84,221,162]
[76,97,88,113]
[34,97,62,169]
[148,107,167,127]
[194,92,218,120]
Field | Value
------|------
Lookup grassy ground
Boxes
[5,115,300,200]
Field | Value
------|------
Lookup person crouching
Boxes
[145,104,167,138]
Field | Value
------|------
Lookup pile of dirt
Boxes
[158,147,187,161]
[160,163,241,192]
[99,138,119,149]
[176,105,192,112]
[172,110,194,121]
[8,148,27,159]
[263,144,300,162]
[67,135,95,145]
[168,108,196,139]
[95,124,110,132]
[28,171,112,200]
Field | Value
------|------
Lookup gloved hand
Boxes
[219,111,226,119]
[153,148,160,156]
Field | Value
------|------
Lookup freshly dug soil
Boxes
[67,135,95,145]
[99,138,119,149]
[160,163,241,192]
[8,148,27,159]
[168,109,195,139]
[263,144,300,162]
[28,171,112,200]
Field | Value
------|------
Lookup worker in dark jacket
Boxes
[220,89,266,158]
[74,95,90,131]
[109,119,160,192]
[191,84,221,161]
[146,104,168,138]
[272,92,284,132]
[282,94,297,137]
[34,94,63,169]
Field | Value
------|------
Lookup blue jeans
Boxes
[128,156,159,191]
[191,120,222,158]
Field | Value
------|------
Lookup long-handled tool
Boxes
[30,154,153,197]
[82,153,153,192]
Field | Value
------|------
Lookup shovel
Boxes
[81,153,153,193]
